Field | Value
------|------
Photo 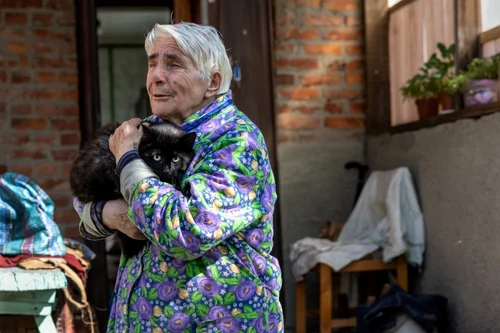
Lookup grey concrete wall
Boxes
[277,141,364,331]
[367,113,500,332]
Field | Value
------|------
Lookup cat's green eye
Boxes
[172,156,180,163]
[153,154,162,161]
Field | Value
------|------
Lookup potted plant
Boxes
[444,54,500,107]
[400,43,456,119]
[400,68,442,119]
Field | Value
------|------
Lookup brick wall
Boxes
[274,0,365,142]
[0,0,81,237]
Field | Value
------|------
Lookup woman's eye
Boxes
[153,154,162,161]
[172,156,180,163]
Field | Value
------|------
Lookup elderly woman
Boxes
[74,22,283,332]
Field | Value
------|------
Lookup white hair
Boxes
[145,22,232,96]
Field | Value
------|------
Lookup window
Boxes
[365,0,499,134]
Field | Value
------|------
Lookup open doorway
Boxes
[74,1,282,330]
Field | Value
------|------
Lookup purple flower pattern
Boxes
[80,93,283,332]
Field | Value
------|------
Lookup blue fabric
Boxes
[0,172,66,256]
[356,284,448,333]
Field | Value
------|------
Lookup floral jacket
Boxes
[75,92,283,333]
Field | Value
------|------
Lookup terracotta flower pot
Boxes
[438,92,455,111]
[415,98,439,119]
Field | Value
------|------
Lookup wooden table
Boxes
[0,267,67,333]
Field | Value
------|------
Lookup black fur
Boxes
[69,121,196,257]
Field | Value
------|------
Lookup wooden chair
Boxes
[295,255,408,333]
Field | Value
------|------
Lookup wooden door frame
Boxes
[74,1,283,330]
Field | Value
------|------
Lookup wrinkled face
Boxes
[146,36,209,125]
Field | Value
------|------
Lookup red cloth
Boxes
[0,254,61,267]
[0,253,87,280]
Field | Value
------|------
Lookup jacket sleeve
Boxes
[121,130,276,260]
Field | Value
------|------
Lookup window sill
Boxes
[368,102,500,135]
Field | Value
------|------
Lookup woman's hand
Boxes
[109,118,143,164]
[102,199,146,240]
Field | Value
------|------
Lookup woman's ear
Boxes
[205,71,222,98]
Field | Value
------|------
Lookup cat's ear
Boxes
[141,124,154,142]
[179,132,197,150]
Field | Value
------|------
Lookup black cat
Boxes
[69,121,196,257]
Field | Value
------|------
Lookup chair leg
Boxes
[296,279,307,333]
[396,256,408,291]
[320,264,332,333]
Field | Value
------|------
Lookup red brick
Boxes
[11,163,32,176]
[36,72,57,83]
[0,27,27,39]
[11,134,30,144]
[277,106,293,114]
[0,103,5,115]
[286,0,307,5]
[62,163,73,178]
[324,88,363,99]
[60,104,79,116]
[349,102,365,113]
[11,149,47,159]
[12,118,47,130]
[277,12,295,25]
[0,165,7,173]
[10,104,32,115]
[8,42,28,54]
[61,133,79,145]
[44,0,74,10]
[32,13,53,25]
[324,117,365,129]
[303,14,344,26]
[298,106,318,114]
[345,59,364,70]
[62,226,82,239]
[26,88,78,101]
[59,72,78,84]
[325,103,342,114]
[346,16,361,26]
[49,191,72,207]
[299,133,317,141]
[324,29,362,41]
[34,42,56,54]
[35,163,58,176]
[0,0,42,8]
[275,58,319,69]
[35,55,76,68]
[36,104,59,116]
[51,149,79,162]
[304,43,343,55]
[0,71,6,83]
[346,44,363,55]
[276,74,295,85]
[310,0,320,8]
[35,133,58,145]
[34,28,74,42]
[55,12,75,25]
[278,132,298,143]
[278,114,321,130]
[322,0,360,10]
[11,72,30,84]
[0,87,21,99]
[346,73,364,84]
[275,42,295,53]
[5,12,28,25]
[50,118,79,130]
[301,74,342,85]
[54,208,80,224]
[20,56,29,67]
[278,87,320,100]
[36,178,69,191]
[279,27,320,40]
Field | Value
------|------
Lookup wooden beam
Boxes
[364,0,391,134]
[173,0,192,22]
[479,26,500,45]
[455,0,480,70]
